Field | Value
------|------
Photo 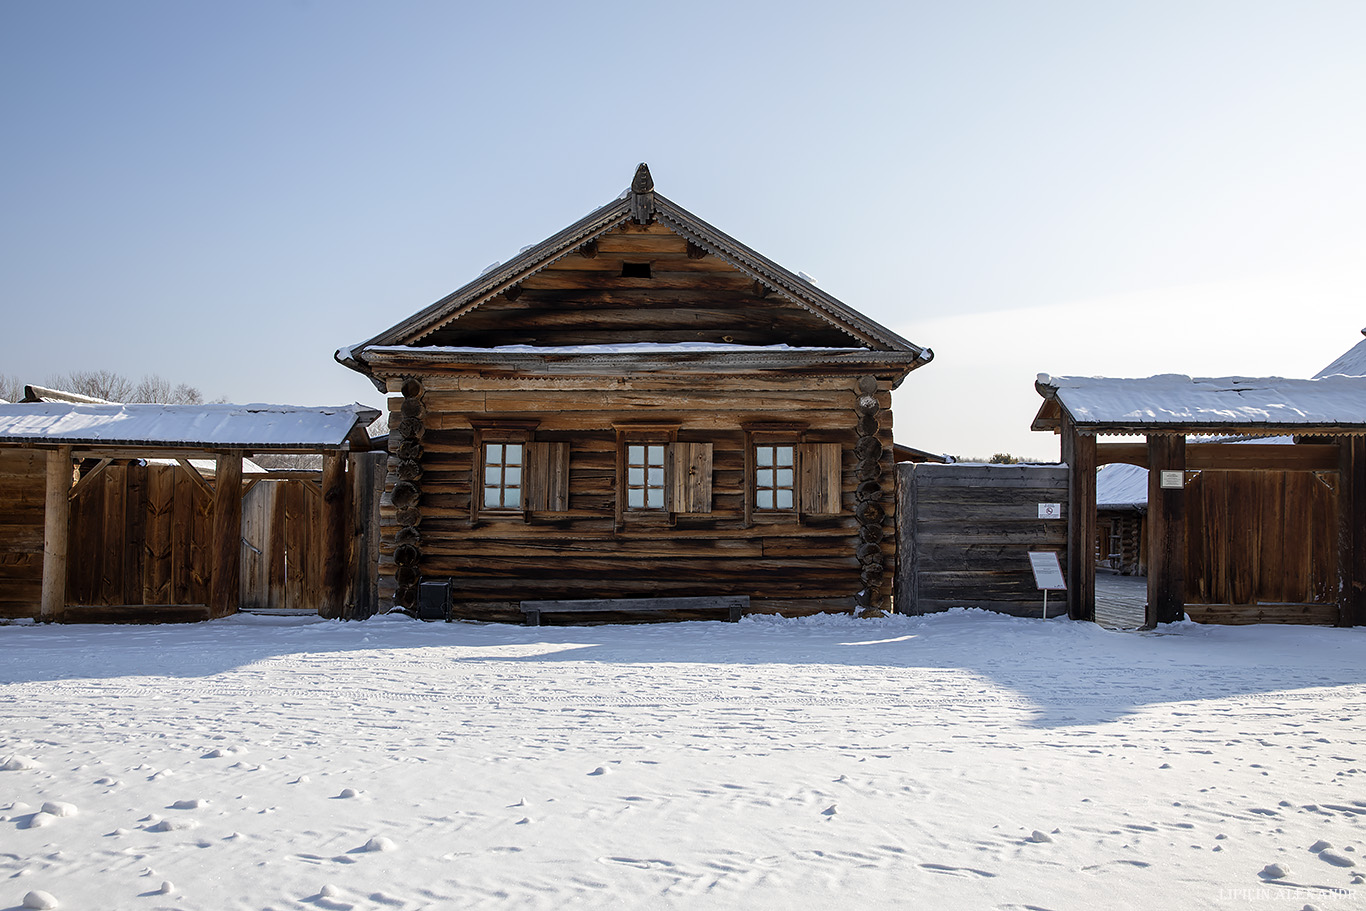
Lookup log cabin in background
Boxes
[338,163,934,623]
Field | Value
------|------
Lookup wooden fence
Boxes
[0,452,383,622]
[896,463,1069,616]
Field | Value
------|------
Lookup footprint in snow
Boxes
[148,818,198,833]
[148,769,174,781]
[822,805,838,817]
[335,788,359,799]
[3,756,40,771]
[169,799,207,810]
[1027,830,1053,843]
[306,884,353,911]
[23,813,57,829]
[588,767,608,776]
[1260,862,1290,879]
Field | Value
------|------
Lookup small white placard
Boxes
[1160,470,1184,489]
[1028,551,1066,591]
[1037,503,1061,519]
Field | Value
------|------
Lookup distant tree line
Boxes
[0,369,215,404]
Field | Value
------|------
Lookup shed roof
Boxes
[1033,373,1366,435]
[0,403,380,451]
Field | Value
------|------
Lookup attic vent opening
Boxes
[621,262,652,279]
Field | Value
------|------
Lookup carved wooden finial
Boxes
[630,162,655,224]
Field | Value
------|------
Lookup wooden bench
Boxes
[519,595,749,626]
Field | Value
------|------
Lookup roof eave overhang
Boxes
[357,347,927,383]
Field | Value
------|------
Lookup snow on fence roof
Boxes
[1035,374,1366,432]
[0,403,381,450]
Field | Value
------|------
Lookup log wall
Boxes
[378,372,898,621]
[896,463,1069,617]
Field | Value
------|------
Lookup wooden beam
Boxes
[68,458,112,500]
[210,452,244,619]
[1095,443,1147,467]
[1063,423,1096,621]
[1339,437,1366,627]
[40,446,72,621]
[1146,435,1186,626]
[319,451,349,620]
[175,458,214,496]
[348,452,384,620]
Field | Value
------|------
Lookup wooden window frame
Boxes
[470,419,539,523]
[613,422,681,527]
[743,422,842,523]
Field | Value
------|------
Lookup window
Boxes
[754,444,795,510]
[626,443,666,510]
[483,442,523,510]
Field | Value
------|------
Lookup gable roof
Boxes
[1315,328,1366,378]
[338,164,929,375]
[1033,373,1366,435]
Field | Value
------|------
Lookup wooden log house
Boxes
[0,402,381,622]
[1033,374,1366,627]
[338,164,934,622]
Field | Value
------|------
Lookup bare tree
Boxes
[0,373,22,403]
[43,370,209,404]
[48,369,135,402]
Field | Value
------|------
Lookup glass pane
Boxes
[777,446,794,467]
[756,446,773,467]
[486,443,502,462]
[647,488,664,509]
[628,444,644,464]
[504,467,521,486]
[505,444,522,465]
[484,466,501,485]
[777,468,794,488]
[757,468,773,488]
[756,490,773,509]
[628,488,644,508]
[628,467,644,486]
[504,488,521,508]
[648,467,664,486]
[648,445,664,464]
[483,487,500,508]
[776,489,794,509]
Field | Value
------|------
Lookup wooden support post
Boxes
[348,451,384,620]
[40,446,72,622]
[1063,423,1096,621]
[320,451,349,619]
[210,451,243,619]
[1338,437,1366,627]
[1146,434,1186,626]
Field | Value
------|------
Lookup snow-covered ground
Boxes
[2,610,1365,910]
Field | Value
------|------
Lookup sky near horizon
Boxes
[2,1,1363,459]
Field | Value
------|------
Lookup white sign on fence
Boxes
[1037,503,1061,519]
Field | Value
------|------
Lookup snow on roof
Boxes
[1315,332,1366,378]
[0,403,380,449]
[1038,374,1366,429]
[1096,462,1148,509]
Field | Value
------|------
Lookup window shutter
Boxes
[799,443,842,515]
[669,442,713,514]
[525,442,569,512]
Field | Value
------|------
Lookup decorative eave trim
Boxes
[356,346,925,384]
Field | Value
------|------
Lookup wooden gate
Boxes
[1184,468,1339,624]
[240,479,322,610]
[65,462,214,617]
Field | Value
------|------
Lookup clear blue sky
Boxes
[3,1,1363,458]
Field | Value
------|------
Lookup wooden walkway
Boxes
[1094,572,1147,629]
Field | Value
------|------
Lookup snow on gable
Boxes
[0,403,380,449]
[1038,374,1366,429]
[1315,334,1366,378]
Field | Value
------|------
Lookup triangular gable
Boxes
[341,164,925,362]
